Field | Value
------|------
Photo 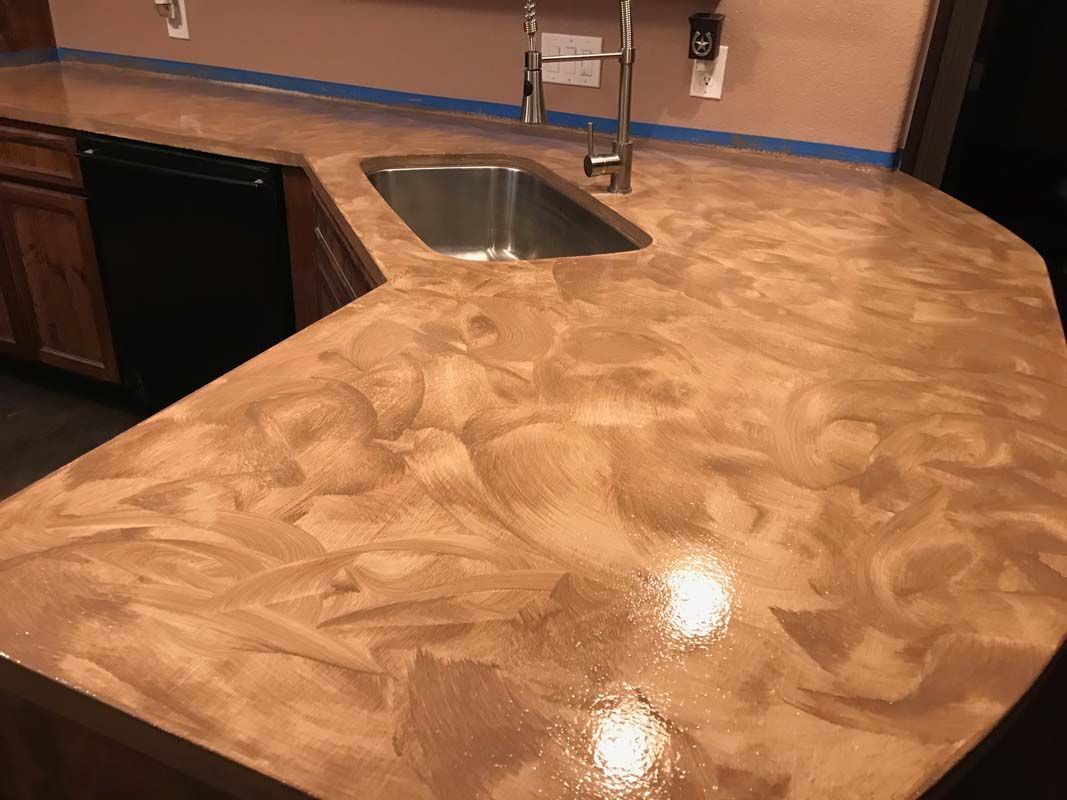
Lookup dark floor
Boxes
[941,0,1067,339]
[0,363,145,502]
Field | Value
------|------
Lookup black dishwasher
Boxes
[78,135,295,410]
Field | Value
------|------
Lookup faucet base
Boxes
[609,141,635,194]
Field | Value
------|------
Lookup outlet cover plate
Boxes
[690,46,728,100]
[166,0,190,40]
[542,33,603,88]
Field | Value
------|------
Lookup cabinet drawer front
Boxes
[0,123,83,190]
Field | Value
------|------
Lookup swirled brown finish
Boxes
[0,62,1065,799]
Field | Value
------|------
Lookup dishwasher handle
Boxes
[77,148,266,190]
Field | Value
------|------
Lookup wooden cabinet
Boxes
[0,120,119,383]
[312,196,375,318]
[0,226,29,357]
[0,279,15,353]
[284,167,379,330]
[0,181,119,382]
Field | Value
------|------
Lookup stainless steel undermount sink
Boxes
[363,156,650,263]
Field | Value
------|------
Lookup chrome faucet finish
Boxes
[519,1,637,194]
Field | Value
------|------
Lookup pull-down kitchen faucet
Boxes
[521,0,636,194]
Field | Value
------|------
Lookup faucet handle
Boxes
[584,120,625,179]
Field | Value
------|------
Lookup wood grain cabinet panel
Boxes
[0,229,25,356]
[0,201,34,359]
[0,282,12,346]
[0,282,19,356]
[0,124,82,190]
[0,182,118,381]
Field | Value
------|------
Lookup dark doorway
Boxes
[905,4,1067,799]
[906,0,1067,336]
[941,0,1067,332]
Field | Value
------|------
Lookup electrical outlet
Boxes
[166,0,190,40]
[690,46,728,100]
[542,33,603,88]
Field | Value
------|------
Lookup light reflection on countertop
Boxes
[587,692,669,799]
[660,554,734,648]
[563,555,736,798]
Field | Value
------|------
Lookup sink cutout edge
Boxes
[360,153,653,262]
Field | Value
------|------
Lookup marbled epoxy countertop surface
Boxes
[0,62,1065,799]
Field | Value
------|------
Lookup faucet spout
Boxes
[519,0,637,193]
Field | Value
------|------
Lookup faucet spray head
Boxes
[521,1,545,124]
[521,49,546,124]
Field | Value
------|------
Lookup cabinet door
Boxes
[311,195,375,319]
[283,168,378,330]
[0,277,24,357]
[312,226,358,320]
[0,182,119,382]
[0,279,14,353]
[0,228,30,358]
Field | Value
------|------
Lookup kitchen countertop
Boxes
[0,62,1065,799]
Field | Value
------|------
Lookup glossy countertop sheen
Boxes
[1,63,1066,800]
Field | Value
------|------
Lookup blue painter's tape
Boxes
[0,48,59,67]
[56,48,898,169]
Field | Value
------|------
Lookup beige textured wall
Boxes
[48,0,933,153]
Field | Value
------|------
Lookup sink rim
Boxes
[361,153,653,263]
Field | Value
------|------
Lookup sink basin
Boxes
[364,156,650,262]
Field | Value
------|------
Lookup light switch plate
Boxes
[690,46,728,100]
[542,33,603,88]
[166,0,191,40]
